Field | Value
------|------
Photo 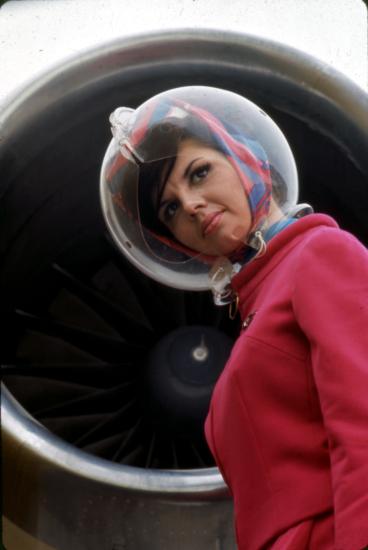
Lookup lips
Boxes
[202,211,224,236]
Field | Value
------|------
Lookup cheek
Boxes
[227,184,251,221]
[216,170,248,209]
[235,182,251,219]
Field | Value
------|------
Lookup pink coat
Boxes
[205,214,368,550]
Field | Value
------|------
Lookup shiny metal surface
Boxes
[1,29,367,169]
[2,385,233,549]
[2,385,225,496]
[1,28,368,550]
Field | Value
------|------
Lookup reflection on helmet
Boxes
[100,86,300,293]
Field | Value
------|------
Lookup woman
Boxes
[100,86,368,549]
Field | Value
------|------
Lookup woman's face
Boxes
[157,139,252,256]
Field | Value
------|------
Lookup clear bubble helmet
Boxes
[100,86,304,296]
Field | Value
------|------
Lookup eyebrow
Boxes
[183,157,201,179]
[157,157,202,215]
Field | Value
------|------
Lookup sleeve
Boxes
[292,228,368,550]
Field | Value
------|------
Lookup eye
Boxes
[163,200,179,222]
[190,163,210,184]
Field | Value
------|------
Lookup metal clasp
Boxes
[229,293,239,320]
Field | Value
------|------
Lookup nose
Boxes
[181,190,206,216]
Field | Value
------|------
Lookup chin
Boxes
[219,236,246,256]
[205,242,243,257]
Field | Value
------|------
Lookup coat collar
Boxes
[231,213,338,302]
